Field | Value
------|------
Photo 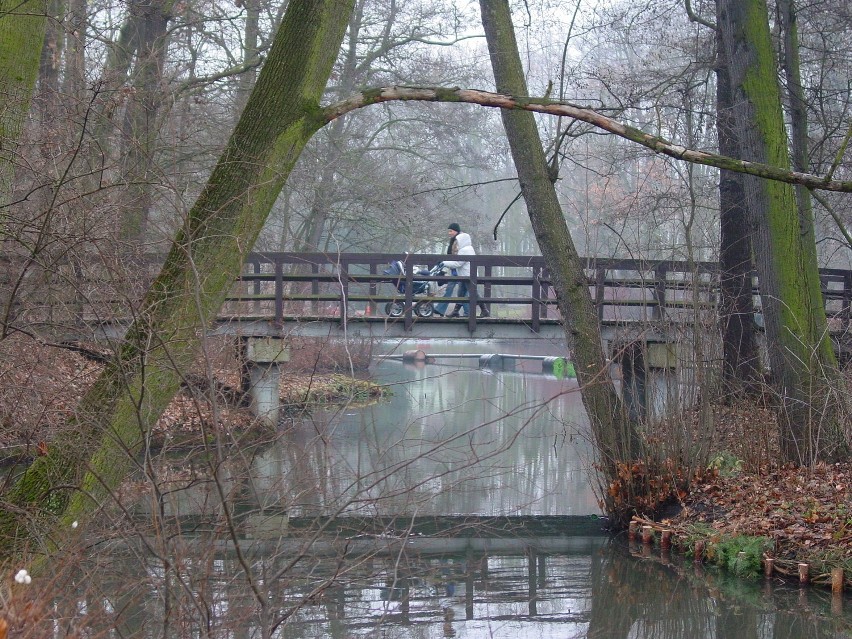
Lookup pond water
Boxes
[274,338,599,518]
[61,339,852,638]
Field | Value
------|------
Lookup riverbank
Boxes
[0,332,849,592]
[644,399,852,591]
[649,457,851,589]
[0,333,384,459]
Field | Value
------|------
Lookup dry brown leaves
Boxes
[678,461,852,560]
[0,334,380,453]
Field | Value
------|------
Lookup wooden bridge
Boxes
[211,252,852,343]
[72,251,849,426]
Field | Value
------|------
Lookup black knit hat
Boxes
[448,223,461,233]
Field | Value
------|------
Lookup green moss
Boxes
[708,535,773,578]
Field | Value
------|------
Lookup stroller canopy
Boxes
[382,260,405,277]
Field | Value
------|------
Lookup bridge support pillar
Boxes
[242,337,290,427]
[615,340,680,422]
[619,342,647,423]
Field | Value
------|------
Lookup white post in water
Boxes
[245,337,290,427]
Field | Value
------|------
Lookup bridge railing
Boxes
[45,251,850,335]
[222,253,735,332]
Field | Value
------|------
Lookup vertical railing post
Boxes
[338,259,349,327]
[404,254,414,331]
[274,259,283,326]
[369,262,378,317]
[531,265,541,333]
[540,266,549,319]
[595,266,606,322]
[483,263,492,318]
[339,257,349,325]
[843,271,852,333]
[653,263,668,321]
[311,262,320,315]
[468,257,478,331]
[250,257,261,315]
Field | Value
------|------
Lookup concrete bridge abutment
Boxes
[240,337,290,428]
[612,339,683,422]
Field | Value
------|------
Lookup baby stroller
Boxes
[382,260,446,318]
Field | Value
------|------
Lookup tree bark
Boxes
[478,0,641,521]
[234,0,261,123]
[778,0,813,220]
[0,0,48,221]
[118,0,170,246]
[717,0,847,462]
[715,22,760,396]
[1,0,355,558]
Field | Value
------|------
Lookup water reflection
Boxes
[139,339,599,521]
[62,535,851,638]
[284,339,597,517]
[96,339,852,638]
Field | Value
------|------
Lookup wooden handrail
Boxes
[60,252,851,334]
[218,253,852,333]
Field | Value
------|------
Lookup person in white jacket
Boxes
[441,231,489,317]
[434,223,461,316]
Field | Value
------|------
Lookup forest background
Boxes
[1,0,852,633]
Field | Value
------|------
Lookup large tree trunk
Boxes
[1,0,355,558]
[478,0,641,522]
[717,0,848,462]
[778,0,813,225]
[0,0,47,219]
[715,23,760,396]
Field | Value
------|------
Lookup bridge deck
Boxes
[71,252,851,343]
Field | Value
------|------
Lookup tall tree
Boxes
[0,0,48,223]
[477,0,641,522]
[0,0,356,558]
[714,18,761,396]
[118,0,171,246]
[716,0,848,462]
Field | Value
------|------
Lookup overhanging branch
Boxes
[322,86,852,193]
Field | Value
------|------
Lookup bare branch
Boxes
[684,0,716,30]
[322,86,852,193]
[811,189,852,250]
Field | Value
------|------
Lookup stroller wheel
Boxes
[414,301,434,318]
[385,301,405,317]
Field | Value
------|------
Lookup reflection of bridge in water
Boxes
[86,507,852,637]
[118,512,612,633]
[388,351,577,378]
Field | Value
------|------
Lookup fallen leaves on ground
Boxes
[677,462,852,560]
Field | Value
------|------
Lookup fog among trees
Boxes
[1,0,851,632]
